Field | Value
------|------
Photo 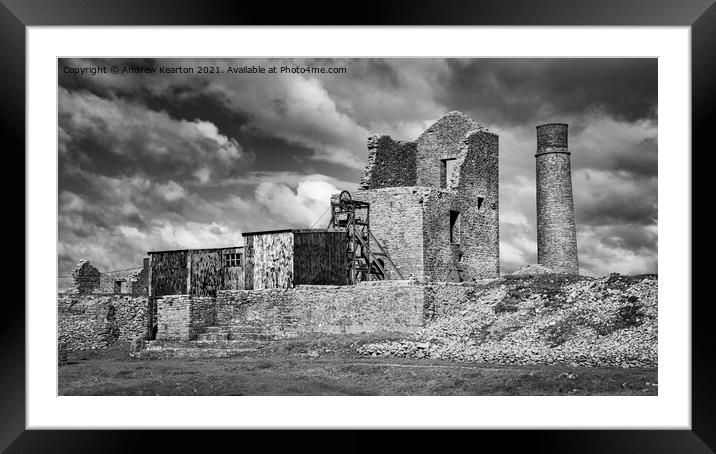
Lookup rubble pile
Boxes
[511,264,554,276]
[358,273,657,368]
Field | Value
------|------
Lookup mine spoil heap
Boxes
[358,273,657,368]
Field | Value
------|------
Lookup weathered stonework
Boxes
[156,282,426,341]
[71,260,100,294]
[359,135,417,189]
[535,124,579,274]
[57,293,148,350]
[352,188,426,279]
[99,264,147,294]
[355,111,499,282]
[415,111,486,188]
[155,295,216,341]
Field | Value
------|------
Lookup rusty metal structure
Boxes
[328,190,403,284]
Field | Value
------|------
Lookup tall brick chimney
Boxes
[535,123,579,274]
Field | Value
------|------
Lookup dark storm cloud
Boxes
[439,59,657,127]
[576,185,657,227]
[579,136,658,178]
[57,57,658,279]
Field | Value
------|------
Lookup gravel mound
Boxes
[358,273,657,368]
[511,264,555,275]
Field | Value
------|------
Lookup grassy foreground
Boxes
[58,336,657,396]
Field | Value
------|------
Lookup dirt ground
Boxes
[58,336,658,396]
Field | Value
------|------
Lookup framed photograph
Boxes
[8,0,710,451]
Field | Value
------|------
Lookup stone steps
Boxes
[136,346,257,359]
[135,323,280,358]
[201,325,279,341]
[147,338,271,348]
[228,324,264,334]
[196,332,229,341]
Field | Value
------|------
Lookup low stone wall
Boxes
[58,293,148,350]
[152,281,425,340]
[217,281,424,336]
[155,295,216,341]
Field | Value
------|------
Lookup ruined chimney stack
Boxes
[535,123,579,274]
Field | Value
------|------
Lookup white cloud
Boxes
[255,180,339,227]
[155,181,187,202]
[59,87,251,183]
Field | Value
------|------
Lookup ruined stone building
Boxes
[138,111,500,295]
[355,111,500,282]
[535,123,579,274]
[60,112,596,354]
[70,259,148,295]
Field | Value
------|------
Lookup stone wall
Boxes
[354,188,426,279]
[420,129,500,282]
[99,267,147,294]
[415,111,485,188]
[452,130,500,280]
[71,260,100,294]
[353,111,499,283]
[58,293,148,350]
[150,282,428,341]
[359,134,417,189]
[155,295,216,341]
[215,281,424,336]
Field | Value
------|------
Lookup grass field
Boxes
[58,336,657,396]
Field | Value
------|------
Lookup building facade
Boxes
[355,111,499,282]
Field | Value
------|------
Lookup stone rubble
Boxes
[357,273,657,368]
[511,264,554,276]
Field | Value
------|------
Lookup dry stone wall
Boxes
[155,295,216,341]
[58,293,148,350]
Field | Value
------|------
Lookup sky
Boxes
[57,57,657,281]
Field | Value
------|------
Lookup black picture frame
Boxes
[5,0,710,452]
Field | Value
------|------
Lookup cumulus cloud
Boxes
[57,57,657,278]
[59,86,251,184]
[254,180,339,227]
